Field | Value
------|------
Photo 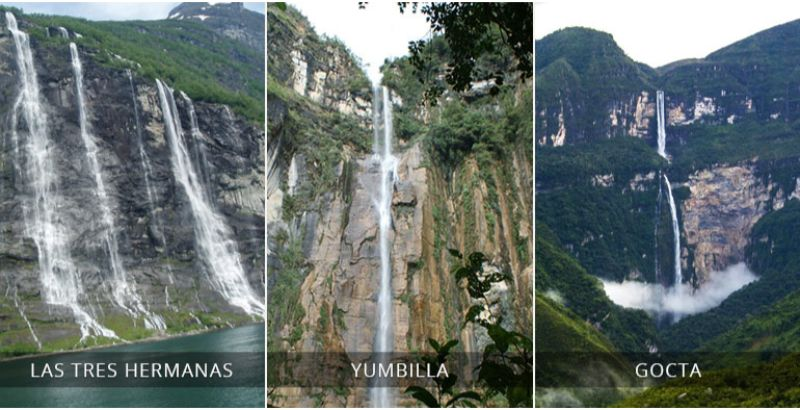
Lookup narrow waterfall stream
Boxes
[155,79,264,317]
[370,85,397,408]
[70,43,165,331]
[128,69,167,249]
[656,90,682,286]
[6,12,116,340]
[656,90,667,158]
[663,175,682,286]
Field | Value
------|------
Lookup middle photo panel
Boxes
[266,2,533,408]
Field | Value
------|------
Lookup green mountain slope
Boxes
[536,224,657,352]
[618,353,800,407]
[535,27,655,143]
[2,4,264,124]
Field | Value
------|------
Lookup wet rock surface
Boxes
[0,17,264,350]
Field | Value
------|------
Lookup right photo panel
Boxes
[536,0,800,407]
[267,2,533,408]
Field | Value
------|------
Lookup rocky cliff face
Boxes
[0,13,264,352]
[267,5,532,407]
[168,2,264,52]
[537,24,800,289]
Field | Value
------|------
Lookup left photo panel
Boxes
[0,2,265,407]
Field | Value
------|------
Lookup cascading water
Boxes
[6,12,116,341]
[656,90,667,159]
[155,79,264,317]
[181,91,214,194]
[370,85,397,408]
[57,26,68,39]
[128,70,168,249]
[663,175,682,286]
[655,89,682,286]
[70,43,165,331]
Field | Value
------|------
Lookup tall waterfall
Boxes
[70,43,165,331]
[663,175,682,286]
[5,12,116,341]
[370,85,397,408]
[655,89,682,286]
[155,79,264,317]
[656,90,667,159]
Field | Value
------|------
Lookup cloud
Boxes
[601,262,757,322]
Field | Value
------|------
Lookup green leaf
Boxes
[454,266,472,281]
[487,324,510,353]
[444,391,481,408]
[428,338,441,352]
[463,305,482,326]
[506,384,532,407]
[468,252,486,268]
[448,248,463,259]
[440,339,459,355]
[405,386,440,408]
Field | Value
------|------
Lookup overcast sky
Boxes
[535,0,800,68]
[1,2,263,21]
[289,1,429,83]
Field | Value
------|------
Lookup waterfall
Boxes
[6,12,116,341]
[14,289,42,350]
[70,43,165,331]
[155,79,264,317]
[180,91,214,198]
[655,90,682,286]
[57,26,69,39]
[656,90,667,159]
[128,70,167,248]
[663,175,682,286]
[654,171,662,284]
[370,85,397,408]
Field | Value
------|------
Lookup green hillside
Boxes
[536,224,657,352]
[1,5,264,124]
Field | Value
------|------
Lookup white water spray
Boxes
[6,12,116,341]
[656,90,667,159]
[656,89,682,285]
[70,43,165,331]
[370,85,397,408]
[155,79,264,317]
[663,175,682,286]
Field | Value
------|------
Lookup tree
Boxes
[400,2,533,103]
[406,250,533,407]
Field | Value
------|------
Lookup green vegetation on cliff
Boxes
[536,224,657,352]
[4,7,264,124]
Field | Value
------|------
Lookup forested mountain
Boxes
[536,18,800,407]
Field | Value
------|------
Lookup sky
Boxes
[1,2,263,21]
[289,1,430,83]
[535,0,800,68]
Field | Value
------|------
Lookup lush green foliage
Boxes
[618,353,800,407]
[404,339,481,408]
[536,139,668,282]
[667,119,800,180]
[536,225,658,352]
[267,231,307,351]
[398,2,532,103]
